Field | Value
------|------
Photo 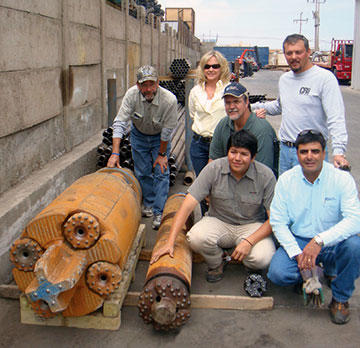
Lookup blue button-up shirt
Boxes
[270,162,360,258]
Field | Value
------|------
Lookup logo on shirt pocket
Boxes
[133,112,143,120]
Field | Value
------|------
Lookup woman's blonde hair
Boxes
[196,50,230,84]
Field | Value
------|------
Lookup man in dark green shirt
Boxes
[209,82,279,177]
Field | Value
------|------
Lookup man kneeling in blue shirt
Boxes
[268,130,360,324]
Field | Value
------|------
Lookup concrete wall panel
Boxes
[105,39,125,70]
[128,16,141,43]
[68,0,100,28]
[0,0,60,19]
[67,102,102,148]
[0,116,65,194]
[69,65,101,108]
[142,28,152,47]
[105,5,125,40]
[0,69,62,138]
[141,45,152,65]
[68,24,101,65]
[128,43,141,87]
[153,31,159,65]
[0,8,61,71]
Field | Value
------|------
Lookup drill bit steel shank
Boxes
[138,193,194,330]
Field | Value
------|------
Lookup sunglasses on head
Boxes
[204,64,221,69]
[298,130,322,136]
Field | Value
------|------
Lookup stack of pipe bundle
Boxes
[169,105,186,186]
[169,58,191,80]
[159,58,192,107]
[159,79,186,106]
[249,94,267,104]
[96,128,133,170]
[159,80,177,94]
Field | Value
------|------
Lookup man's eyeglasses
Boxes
[204,64,221,70]
[298,129,322,137]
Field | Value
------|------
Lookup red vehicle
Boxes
[312,39,353,83]
[231,49,259,81]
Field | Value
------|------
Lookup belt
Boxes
[193,133,212,143]
[282,141,296,148]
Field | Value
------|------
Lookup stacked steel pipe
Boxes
[160,58,192,107]
[10,168,142,318]
[159,79,186,106]
[138,193,194,330]
[169,105,186,186]
[249,94,267,104]
[169,58,191,80]
[97,128,133,170]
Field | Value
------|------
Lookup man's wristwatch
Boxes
[158,151,167,157]
[314,235,324,247]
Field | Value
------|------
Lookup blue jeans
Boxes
[190,135,210,177]
[279,143,329,175]
[130,126,170,216]
[267,235,360,302]
[190,135,210,215]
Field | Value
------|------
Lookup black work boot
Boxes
[329,298,350,325]
[206,262,226,283]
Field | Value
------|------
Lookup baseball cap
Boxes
[137,65,158,83]
[223,82,248,98]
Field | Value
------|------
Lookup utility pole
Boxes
[293,12,308,34]
[308,0,326,51]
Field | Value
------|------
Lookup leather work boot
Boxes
[329,298,350,324]
[206,262,226,283]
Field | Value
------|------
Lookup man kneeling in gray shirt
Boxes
[151,130,276,282]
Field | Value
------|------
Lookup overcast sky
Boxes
[157,0,355,50]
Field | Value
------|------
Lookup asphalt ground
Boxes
[1,69,360,347]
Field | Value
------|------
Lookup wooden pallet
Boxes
[19,224,146,330]
[124,291,273,310]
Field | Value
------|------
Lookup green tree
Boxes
[135,0,164,17]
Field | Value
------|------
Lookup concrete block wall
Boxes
[0,0,200,283]
[0,2,64,193]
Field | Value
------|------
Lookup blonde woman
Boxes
[189,50,230,177]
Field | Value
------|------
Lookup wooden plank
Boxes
[20,295,121,330]
[102,224,146,317]
[190,294,273,310]
[0,284,21,299]
[124,291,273,311]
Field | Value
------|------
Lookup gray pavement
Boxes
[1,70,360,347]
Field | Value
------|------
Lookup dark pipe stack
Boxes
[168,105,186,186]
[249,94,267,104]
[169,58,191,79]
[96,128,133,170]
[159,80,186,106]
[159,58,191,106]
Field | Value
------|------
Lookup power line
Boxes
[307,0,326,51]
[293,12,308,34]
